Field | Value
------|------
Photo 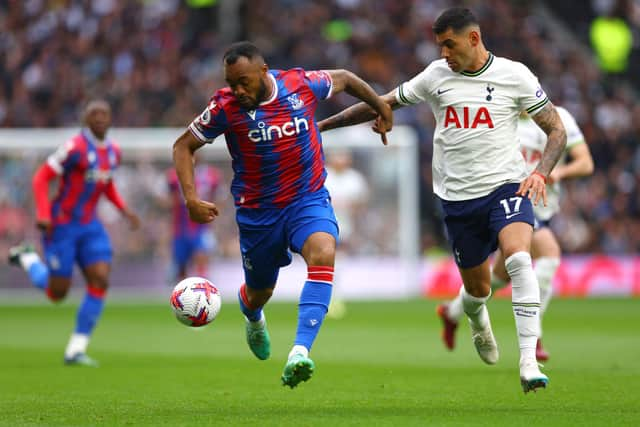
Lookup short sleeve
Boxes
[189,95,230,143]
[514,63,549,116]
[304,70,333,100]
[47,139,81,174]
[112,143,122,167]
[557,108,585,149]
[395,67,432,106]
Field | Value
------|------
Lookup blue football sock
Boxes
[294,280,333,351]
[27,261,49,291]
[238,284,263,322]
[75,287,106,335]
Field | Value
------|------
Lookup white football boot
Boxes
[520,358,549,393]
[470,320,499,365]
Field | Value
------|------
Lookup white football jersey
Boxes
[396,53,550,201]
[518,106,585,220]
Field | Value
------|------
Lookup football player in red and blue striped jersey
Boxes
[173,41,392,388]
[167,163,221,281]
[8,100,140,366]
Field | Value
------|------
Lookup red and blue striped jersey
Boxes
[167,165,221,237]
[189,68,333,209]
[47,130,121,225]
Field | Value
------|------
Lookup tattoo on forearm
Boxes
[532,103,567,176]
[323,103,378,130]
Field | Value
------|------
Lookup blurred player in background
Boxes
[323,149,370,318]
[318,8,567,393]
[8,100,140,366]
[437,106,594,361]
[166,160,221,281]
[172,41,392,388]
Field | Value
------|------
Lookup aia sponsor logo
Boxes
[444,106,494,129]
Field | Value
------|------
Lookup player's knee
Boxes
[306,243,335,266]
[501,244,530,260]
[464,282,491,298]
[46,287,68,302]
[90,276,109,290]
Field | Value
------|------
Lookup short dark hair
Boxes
[223,41,264,65]
[433,8,478,34]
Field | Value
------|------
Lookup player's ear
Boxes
[468,29,480,47]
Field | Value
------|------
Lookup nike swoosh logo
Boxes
[437,88,453,95]
[506,212,522,219]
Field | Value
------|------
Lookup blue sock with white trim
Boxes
[294,266,334,352]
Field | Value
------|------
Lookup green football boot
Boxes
[281,352,315,389]
[246,318,271,360]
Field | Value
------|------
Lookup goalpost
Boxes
[0,125,420,301]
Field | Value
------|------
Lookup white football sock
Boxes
[505,252,539,360]
[446,285,465,322]
[246,311,266,328]
[535,257,559,315]
[288,345,309,359]
[19,252,42,271]
[65,333,90,358]
[534,257,560,337]
[461,287,491,329]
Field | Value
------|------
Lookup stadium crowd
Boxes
[0,0,639,258]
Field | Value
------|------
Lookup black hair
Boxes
[432,7,479,34]
[223,41,264,65]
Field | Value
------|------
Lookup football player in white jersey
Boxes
[437,107,594,361]
[318,7,567,393]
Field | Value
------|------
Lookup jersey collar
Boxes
[82,128,107,146]
[259,73,278,106]
[461,52,494,77]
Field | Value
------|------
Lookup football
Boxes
[170,277,222,327]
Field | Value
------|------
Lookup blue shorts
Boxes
[236,188,339,289]
[440,183,534,269]
[42,219,113,278]
[173,231,216,269]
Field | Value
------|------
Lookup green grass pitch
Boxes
[0,297,638,426]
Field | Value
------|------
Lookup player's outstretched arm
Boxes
[322,70,394,144]
[172,130,219,223]
[548,142,594,184]
[32,162,58,234]
[516,102,567,206]
[318,89,400,135]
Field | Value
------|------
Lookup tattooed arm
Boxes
[516,102,567,206]
[318,89,402,132]
[531,103,568,177]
